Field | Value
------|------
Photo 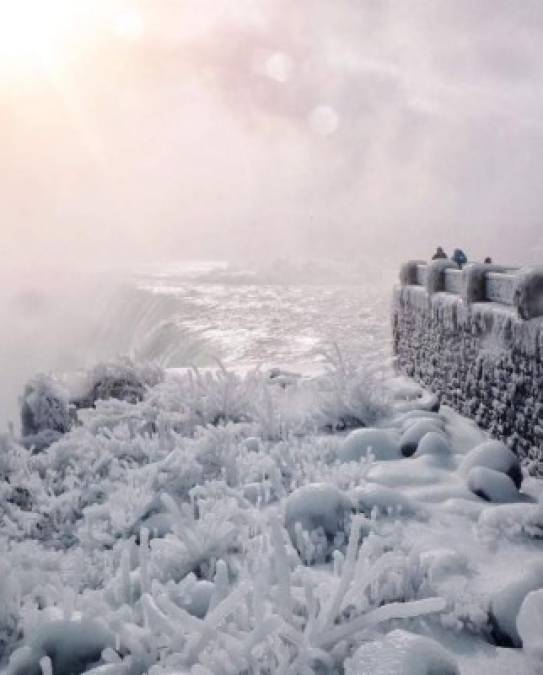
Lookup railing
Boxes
[400,261,543,320]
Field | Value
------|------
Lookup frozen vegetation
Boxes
[1,352,543,674]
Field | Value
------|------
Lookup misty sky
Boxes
[2,0,543,270]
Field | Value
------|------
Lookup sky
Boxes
[2,0,543,273]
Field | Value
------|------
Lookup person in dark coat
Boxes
[432,246,448,260]
[484,257,492,264]
[452,248,468,268]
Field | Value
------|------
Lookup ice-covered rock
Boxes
[489,562,543,647]
[284,483,352,564]
[338,428,401,462]
[73,361,163,409]
[415,431,452,458]
[350,483,422,518]
[467,466,520,503]
[400,421,444,457]
[517,589,543,651]
[345,629,459,675]
[6,619,115,675]
[20,375,72,448]
[459,441,522,489]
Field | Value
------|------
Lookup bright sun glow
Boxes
[0,1,146,78]
[0,0,78,74]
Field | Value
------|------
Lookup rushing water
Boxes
[0,260,395,428]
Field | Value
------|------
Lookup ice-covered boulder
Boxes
[20,375,72,450]
[517,589,543,651]
[489,562,543,647]
[414,431,452,458]
[459,440,522,489]
[284,483,352,564]
[400,421,444,457]
[467,466,520,503]
[6,619,115,675]
[338,428,401,462]
[350,483,421,518]
[345,629,459,675]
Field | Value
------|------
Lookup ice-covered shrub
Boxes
[477,503,543,542]
[284,483,353,564]
[20,375,72,450]
[350,484,423,519]
[345,629,459,675]
[74,360,164,409]
[338,428,401,462]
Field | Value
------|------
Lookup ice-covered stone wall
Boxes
[393,261,543,469]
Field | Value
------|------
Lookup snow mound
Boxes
[419,549,469,583]
[517,589,543,651]
[284,482,352,563]
[478,503,543,540]
[6,619,114,675]
[350,483,423,518]
[345,629,459,675]
[489,562,543,647]
[467,466,521,503]
[399,421,444,457]
[458,440,522,488]
[338,428,400,462]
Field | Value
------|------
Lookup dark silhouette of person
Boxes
[484,257,492,264]
[432,246,447,260]
[452,248,468,268]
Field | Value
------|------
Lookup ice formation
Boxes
[1,358,542,674]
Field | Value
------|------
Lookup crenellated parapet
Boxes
[393,261,543,470]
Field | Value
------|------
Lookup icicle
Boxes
[209,559,229,611]
[333,550,344,577]
[317,596,447,649]
[269,517,293,621]
[40,656,53,675]
[139,526,150,593]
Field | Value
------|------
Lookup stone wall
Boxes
[392,261,543,469]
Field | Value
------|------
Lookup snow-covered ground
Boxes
[1,263,543,674]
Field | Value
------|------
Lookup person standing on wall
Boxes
[432,246,448,260]
[452,248,468,268]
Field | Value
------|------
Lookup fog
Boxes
[2,0,543,425]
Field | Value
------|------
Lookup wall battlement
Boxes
[392,260,543,469]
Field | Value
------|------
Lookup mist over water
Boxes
[3,1,543,426]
